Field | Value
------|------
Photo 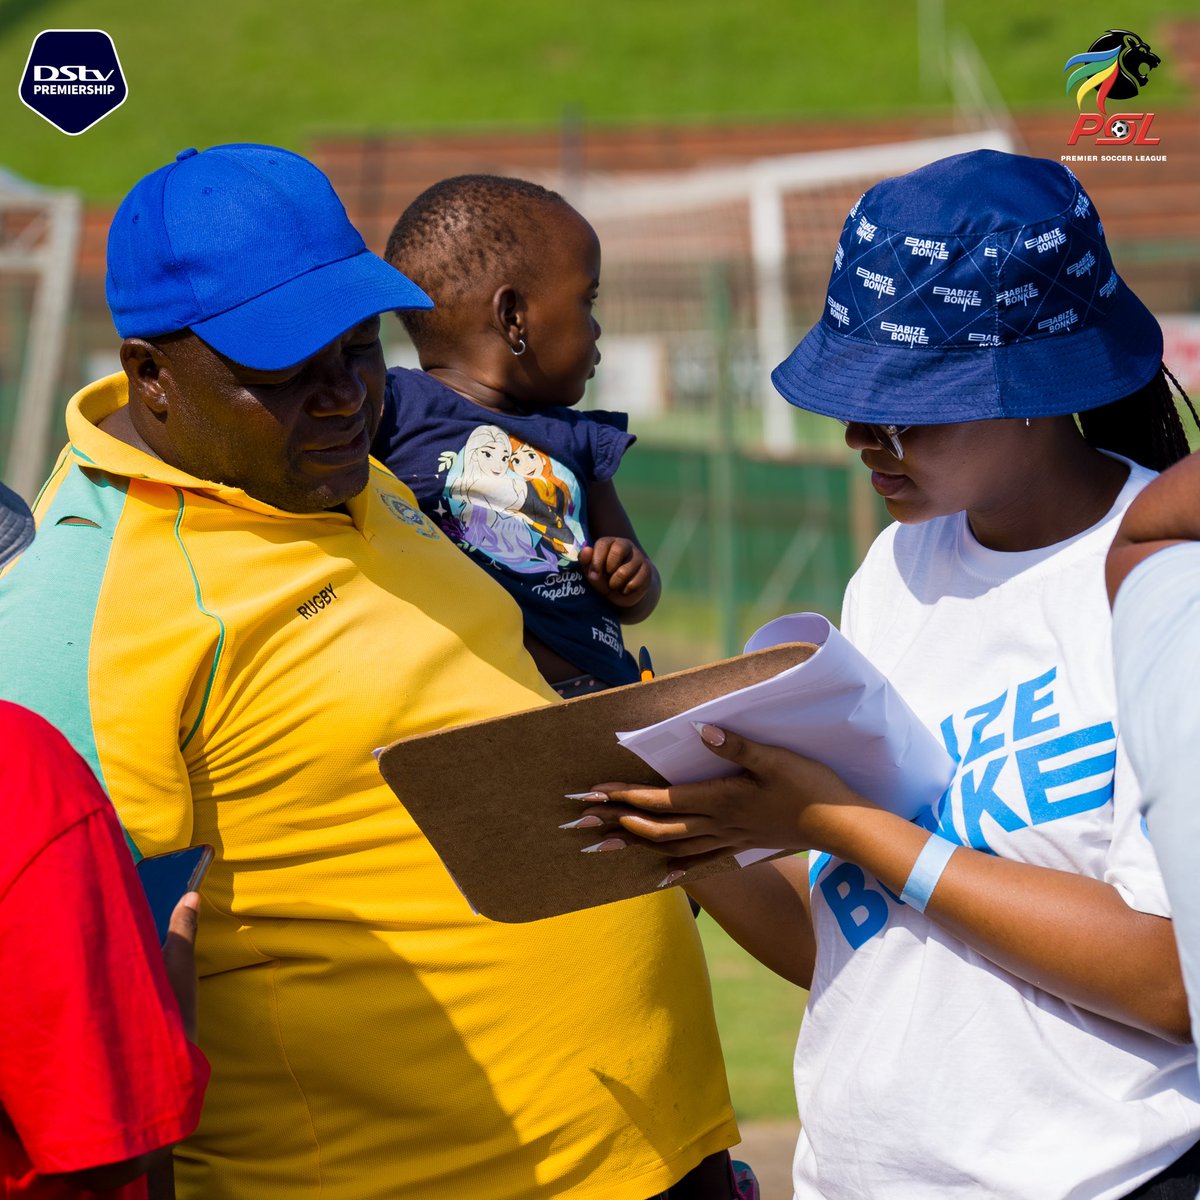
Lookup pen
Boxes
[638,645,654,682]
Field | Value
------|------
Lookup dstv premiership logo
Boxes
[1061,28,1163,157]
[19,30,127,135]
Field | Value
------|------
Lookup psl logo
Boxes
[19,30,127,134]
[1067,112,1160,145]
[1063,29,1160,146]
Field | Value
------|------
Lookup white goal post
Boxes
[573,129,1016,450]
[0,170,81,500]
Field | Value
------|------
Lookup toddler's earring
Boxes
[1025,418,1030,427]
[511,337,527,358]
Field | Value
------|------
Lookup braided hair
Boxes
[1078,365,1198,471]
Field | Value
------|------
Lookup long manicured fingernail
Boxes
[581,837,626,853]
[689,721,726,747]
[657,869,687,888]
[565,791,608,801]
[559,815,604,830]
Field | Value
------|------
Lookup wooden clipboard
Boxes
[376,641,815,922]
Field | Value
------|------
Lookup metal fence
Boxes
[619,439,887,672]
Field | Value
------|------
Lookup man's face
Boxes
[130,317,386,512]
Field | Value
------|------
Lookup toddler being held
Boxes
[372,175,660,695]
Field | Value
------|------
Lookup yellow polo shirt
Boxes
[0,374,737,1200]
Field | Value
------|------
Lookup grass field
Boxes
[699,910,808,1120]
[1,0,1194,198]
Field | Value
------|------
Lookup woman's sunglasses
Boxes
[839,421,913,461]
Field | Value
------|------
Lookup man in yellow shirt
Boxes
[0,144,737,1200]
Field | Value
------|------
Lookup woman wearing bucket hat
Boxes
[570,151,1200,1198]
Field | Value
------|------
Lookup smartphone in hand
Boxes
[136,845,214,945]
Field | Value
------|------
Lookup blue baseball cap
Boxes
[771,149,1162,425]
[105,143,433,371]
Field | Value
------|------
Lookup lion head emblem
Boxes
[1063,29,1160,114]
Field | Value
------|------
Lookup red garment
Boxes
[0,702,209,1199]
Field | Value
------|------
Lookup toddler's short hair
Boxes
[385,174,570,353]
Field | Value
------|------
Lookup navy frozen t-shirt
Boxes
[373,367,640,685]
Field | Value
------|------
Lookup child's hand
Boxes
[579,537,653,608]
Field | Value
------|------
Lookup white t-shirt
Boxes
[1114,542,1200,1074]
[794,459,1200,1200]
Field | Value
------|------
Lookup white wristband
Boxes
[900,835,957,913]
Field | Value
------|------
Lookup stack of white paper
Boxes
[615,613,955,866]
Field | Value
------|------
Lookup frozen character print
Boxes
[444,425,543,570]
[442,426,554,572]
[509,438,584,562]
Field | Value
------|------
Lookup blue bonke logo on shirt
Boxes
[810,665,1116,950]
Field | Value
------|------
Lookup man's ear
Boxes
[119,339,171,416]
[491,284,525,353]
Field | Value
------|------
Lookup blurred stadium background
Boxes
[3,1,1198,1160]
[4,2,1198,669]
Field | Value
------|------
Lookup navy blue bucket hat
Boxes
[771,149,1163,425]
